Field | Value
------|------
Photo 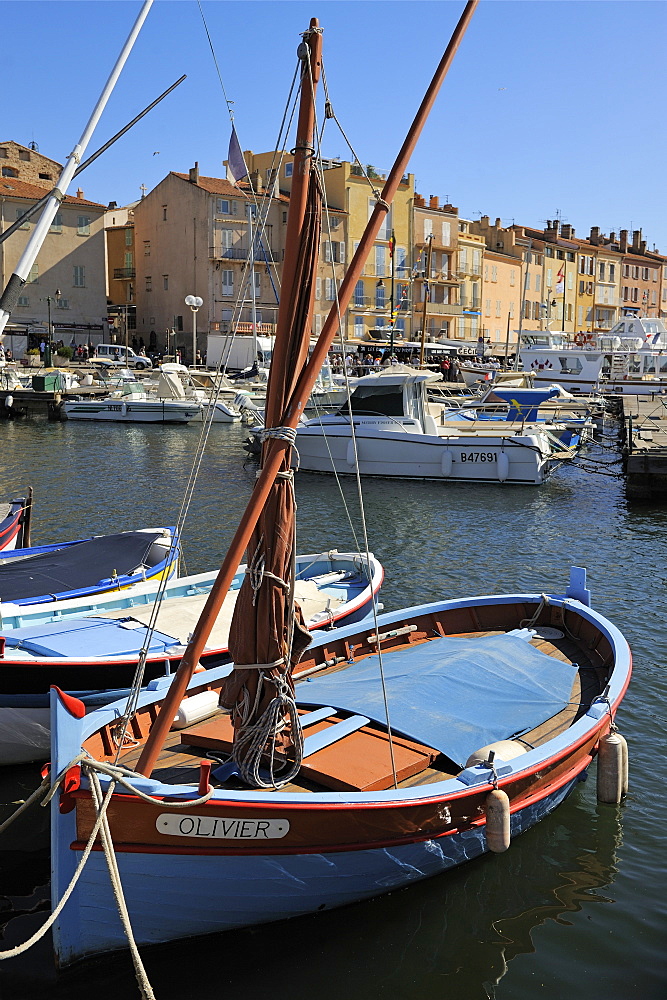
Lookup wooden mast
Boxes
[136,2,478,778]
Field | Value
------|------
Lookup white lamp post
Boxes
[185,295,203,366]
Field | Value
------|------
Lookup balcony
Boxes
[209,246,282,262]
[113,268,135,279]
[421,302,463,316]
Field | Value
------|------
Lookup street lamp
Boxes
[185,295,203,366]
[44,288,61,367]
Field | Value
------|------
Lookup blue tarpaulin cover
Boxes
[299,634,576,767]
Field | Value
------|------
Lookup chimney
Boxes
[545,220,559,239]
[76,188,84,199]
[589,226,600,245]
[189,162,200,184]
[414,193,425,208]
[495,218,501,228]
[250,170,263,194]
[632,229,641,250]
[640,240,647,255]
[620,229,628,253]
[609,231,616,244]
[107,200,117,209]
[429,195,439,209]
[561,224,572,239]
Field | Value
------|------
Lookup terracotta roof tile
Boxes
[0,176,105,208]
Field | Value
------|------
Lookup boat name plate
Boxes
[156,813,290,840]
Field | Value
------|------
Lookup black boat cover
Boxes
[0,531,167,603]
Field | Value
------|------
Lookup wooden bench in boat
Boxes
[179,708,440,793]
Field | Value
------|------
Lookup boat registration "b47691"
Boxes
[460,452,497,463]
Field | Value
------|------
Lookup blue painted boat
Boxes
[0,527,178,606]
[0,551,383,764]
[47,568,631,967]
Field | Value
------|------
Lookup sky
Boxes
[3,0,667,250]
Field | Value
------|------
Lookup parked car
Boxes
[94,344,152,370]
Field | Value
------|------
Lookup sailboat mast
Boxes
[419,235,434,367]
[136,3,477,779]
[0,0,153,337]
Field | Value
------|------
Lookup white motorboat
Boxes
[151,364,241,422]
[297,367,575,485]
[519,315,667,395]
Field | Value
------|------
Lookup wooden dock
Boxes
[621,394,667,500]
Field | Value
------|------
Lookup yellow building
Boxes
[481,248,521,354]
[412,195,460,343]
[456,219,484,342]
[241,152,414,345]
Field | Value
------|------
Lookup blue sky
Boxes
[4,0,667,250]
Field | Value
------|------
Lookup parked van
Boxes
[94,344,152,370]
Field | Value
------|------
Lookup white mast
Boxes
[0,0,153,338]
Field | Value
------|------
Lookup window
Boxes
[423,219,433,240]
[285,162,293,178]
[0,147,6,157]
[163,275,169,291]
[510,269,516,286]
[375,245,386,277]
[77,215,90,235]
[491,266,497,282]
[546,268,553,288]
[495,300,501,317]
[396,246,407,276]
[545,246,553,257]
[509,301,515,318]
[568,272,574,290]
[354,316,364,338]
[484,298,491,316]
[50,213,63,233]
[144,241,151,256]
[642,267,649,280]
[216,198,230,214]
[525,273,531,291]
[123,228,132,247]
[28,263,38,283]
[2,166,18,177]
[73,265,85,287]
[221,229,233,250]
[325,278,335,301]
[162,205,168,221]
[39,172,52,181]
[524,301,531,319]
[56,296,69,309]
[324,241,345,263]
[535,274,541,292]
[253,271,261,292]
[316,277,322,300]
[354,280,364,307]
[17,295,29,307]
[313,313,322,336]
[15,208,29,230]
[124,252,133,269]
[442,220,451,245]
[146,276,152,292]
[375,283,385,309]
[599,262,606,281]
[221,270,233,295]
[18,149,30,161]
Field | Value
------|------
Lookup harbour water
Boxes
[0,416,665,999]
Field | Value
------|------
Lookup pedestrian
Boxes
[39,340,45,357]
[449,357,459,382]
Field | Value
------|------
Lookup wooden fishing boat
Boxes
[0,550,382,765]
[16,4,629,980]
[0,493,31,551]
[49,568,631,965]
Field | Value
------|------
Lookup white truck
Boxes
[206,334,274,372]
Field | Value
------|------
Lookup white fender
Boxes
[440,449,453,477]
[346,439,358,468]
[4,394,13,409]
[497,451,510,482]
[172,690,220,730]
[596,731,628,803]
[485,788,511,853]
[120,402,127,417]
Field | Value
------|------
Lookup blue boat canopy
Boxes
[299,633,576,768]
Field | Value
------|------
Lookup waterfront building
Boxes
[0,140,107,355]
[412,195,459,345]
[480,247,521,354]
[132,163,287,359]
[105,201,138,339]
[240,151,414,347]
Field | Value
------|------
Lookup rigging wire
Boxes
[306,45,399,788]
